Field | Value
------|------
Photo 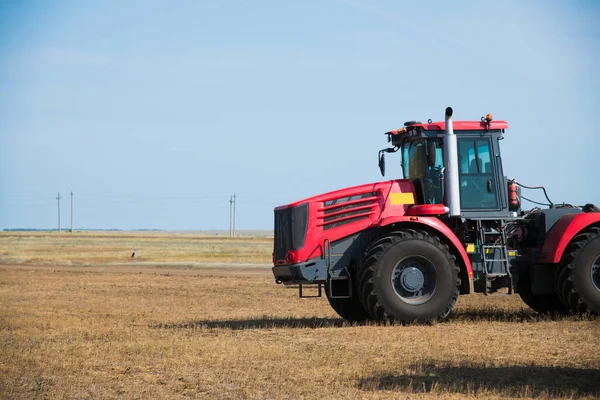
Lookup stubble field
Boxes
[0,232,599,399]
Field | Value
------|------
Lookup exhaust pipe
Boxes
[443,107,461,217]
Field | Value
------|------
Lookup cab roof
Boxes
[387,120,508,135]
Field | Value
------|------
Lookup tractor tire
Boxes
[357,229,460,323]
[555,226,600,315]
[325,281,371,322]
[517,267,567,314]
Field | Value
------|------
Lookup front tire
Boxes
[555,227,600,314]
[325,271,371,322]
[357,229,460,323]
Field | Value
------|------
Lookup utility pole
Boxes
[70,191,74,233]
[56,192,61,233]
[232,193,236,238]
[229,195,233,237]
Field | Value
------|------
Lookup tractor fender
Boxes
[375,215,474,293]
[539,212,600,263]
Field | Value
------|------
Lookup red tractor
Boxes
[272,107,600,322]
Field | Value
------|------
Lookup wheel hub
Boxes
[400,267,425,292]
[391,257,437,305]
[592,255,600,293]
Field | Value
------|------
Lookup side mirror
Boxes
[378,151,386,177]
[427,141,436,167]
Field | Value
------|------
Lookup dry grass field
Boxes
[0,231,272,265]
[1,232,599,399]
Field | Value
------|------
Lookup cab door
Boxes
[457,138,500,210]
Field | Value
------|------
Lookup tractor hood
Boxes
[273,179,419,265]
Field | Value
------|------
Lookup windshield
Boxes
[402,139,444,204]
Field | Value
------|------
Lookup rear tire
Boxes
[555,227,600,315]
[517,267,567,314]
[357,229,460,323]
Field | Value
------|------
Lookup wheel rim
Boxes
[592,255,600,293]
[391,256,438,305]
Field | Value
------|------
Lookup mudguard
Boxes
[375,215,474,293]
[539,212,600,263]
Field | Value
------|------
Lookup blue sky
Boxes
[1,0,599,230]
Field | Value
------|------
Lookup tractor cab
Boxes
[378,110,512,219]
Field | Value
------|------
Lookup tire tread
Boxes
[357,229,460,322]
[555,226,600,315]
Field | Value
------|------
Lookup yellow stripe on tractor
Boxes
[390,192,415,205]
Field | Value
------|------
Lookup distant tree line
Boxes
[2,228,164,232]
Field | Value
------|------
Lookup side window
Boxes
[477,141,492,173]
[427,140,444,204]
[458,139,498,210]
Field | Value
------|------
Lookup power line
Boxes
[2,191,275,231]
[0,196,50,201]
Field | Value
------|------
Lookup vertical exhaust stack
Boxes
[443,107,461,217]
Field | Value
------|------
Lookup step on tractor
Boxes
[272,107,600,323]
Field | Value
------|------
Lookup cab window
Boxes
[458,139,498,209]
[402,140,444,204]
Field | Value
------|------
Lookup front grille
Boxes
[273,203,308,260]
[318,192,378,230]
